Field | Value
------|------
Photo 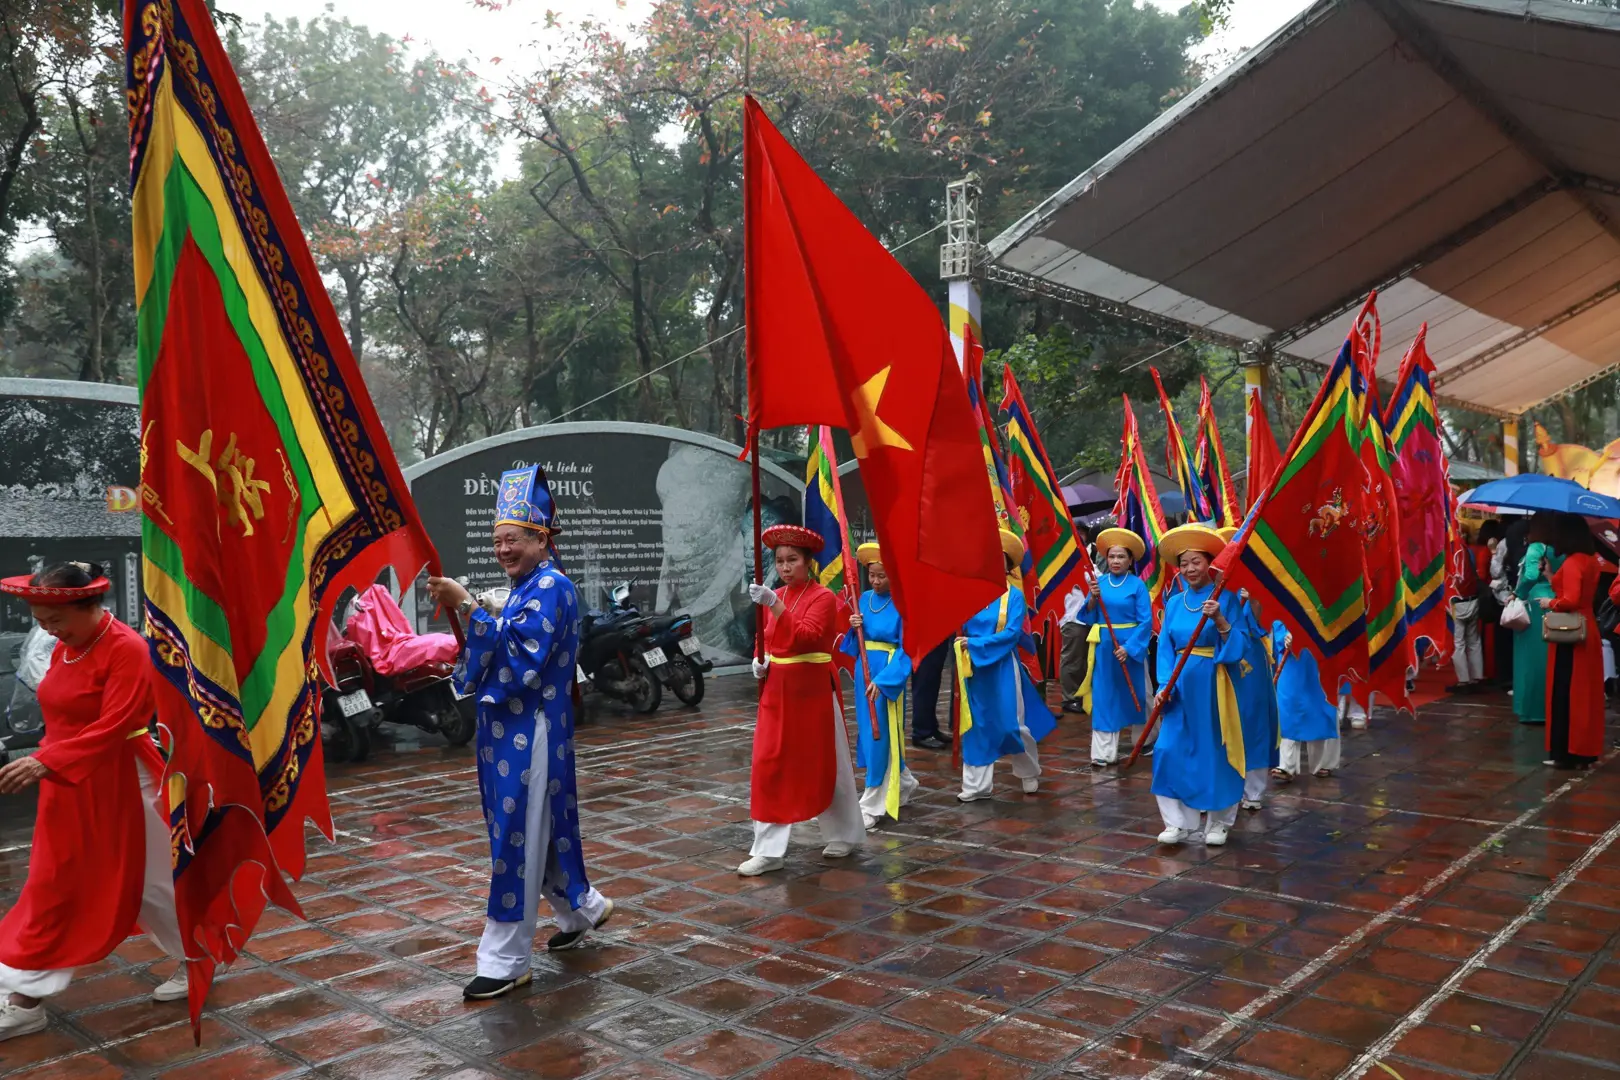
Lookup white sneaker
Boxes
[152,969,188,1003]
[1349,716,1368,730]
[956,790,990,803]
[822,842,854,858]
[1241,799,1263,812]
[860,812,880,831]
[1156,827,1190,845]
[1205,825,1230,846]
[0,999,47,1042]
[1020,777,1039,794]
[737,855,785,876]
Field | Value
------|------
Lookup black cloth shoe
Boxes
[463,972,531,1000]
[547,897,616,951]
[1061,700,1086,714]
[911,734,950,751]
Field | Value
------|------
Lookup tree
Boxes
[230,14,492,363]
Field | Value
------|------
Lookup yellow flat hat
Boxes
[1094,527,1146,561]
[1217,526,1239,542]
[855,542,883,566]
[1158,523,1228,565]
[999,528,1025,561]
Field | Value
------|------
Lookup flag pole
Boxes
[751,429,765,666]
[819,426,883,741]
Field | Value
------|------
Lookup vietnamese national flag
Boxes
[743,97,1003,659]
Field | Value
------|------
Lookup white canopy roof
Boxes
[988,0,1620,418]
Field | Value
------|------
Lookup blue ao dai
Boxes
[1152,583,1247,814]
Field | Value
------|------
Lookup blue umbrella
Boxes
[1460,474,1620,518]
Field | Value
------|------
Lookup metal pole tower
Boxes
[940,175,983,370]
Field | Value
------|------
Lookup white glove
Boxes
[747,583,778,607]
[751,657,770,680]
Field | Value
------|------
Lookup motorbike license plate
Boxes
[337,689,372,718]
[642,646,668,667]
[678,637,702,656]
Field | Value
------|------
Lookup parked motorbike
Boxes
[318,591,476,763]
[578,583,710,713]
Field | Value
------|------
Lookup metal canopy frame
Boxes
[985,0,1620,420]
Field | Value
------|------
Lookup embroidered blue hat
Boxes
[493,465,560,533]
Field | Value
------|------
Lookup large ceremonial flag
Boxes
[127,0,439,1022]
[1215,323,1374,704]
[1348,296,1413,709]
[1001,364,1086,631]
[1114,396,1172,607]
[1245,387,1283,508]
[1192,376,1241,528]
[743,97,1002,659]
[804,427,851,594]
[1386,323,1454,664]
[1150,367,1213,524]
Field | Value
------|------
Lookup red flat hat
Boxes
[1,575,112,605]
[761,524,824,551]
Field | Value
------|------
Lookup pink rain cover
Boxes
[343,584,459,675]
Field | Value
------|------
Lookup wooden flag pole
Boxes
[751,429,765,668]
[1122,579,1233,770]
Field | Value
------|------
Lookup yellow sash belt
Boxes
[769,652,833,665]
[1078,621,1138,714]
[863,641,906,820]
[126,726,150,740]
[954,592,1011,746]
[1190,646,1245,775]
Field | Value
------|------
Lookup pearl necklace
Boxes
[1182,583,1211,613]
[869,592,893,613]
[1104,572,1129,589]
[63,614,113,665]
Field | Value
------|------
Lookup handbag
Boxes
[1598,597,1620,636]
[1543,610,1587,645]
[1499,597,1530,632]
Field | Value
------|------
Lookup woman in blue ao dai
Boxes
[1230,585,1280,811]
[843,545,918,828]
[1151,525,1248,847]
[1075,528,1153,767]
[1269,622,1342,779]
[957,530,1058,802]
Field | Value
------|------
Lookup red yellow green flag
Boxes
[1385,323,1455,664]
[127,0,439,1023]
[1113,396,1171,609]
[1001,365,1087,633]
[1193,377,1241,528]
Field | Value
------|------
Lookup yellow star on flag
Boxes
[850,366,914,458]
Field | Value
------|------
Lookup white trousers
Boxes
[961,718,1042,798]
[1279,737,1342,775]
[476,723,608,982]
[859,765,919,821]
[1157,795,1238,832]
[1452,616,1483,683]
[1091,726,1146,765]
[1243,769,1269,804]
[750,702,865,858]
[0,757,183,1000]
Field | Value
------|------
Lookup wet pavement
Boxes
[1,678,1618,1080]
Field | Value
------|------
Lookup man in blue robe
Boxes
[428,466,612,1000]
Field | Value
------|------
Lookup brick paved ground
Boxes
[1,678,1618,1080]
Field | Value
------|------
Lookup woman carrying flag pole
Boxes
[1075,528,1153,767]
[956,530,1058,802]
[844,544,918,828]
[741,524,865,875]
[1151,525,1248,846]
